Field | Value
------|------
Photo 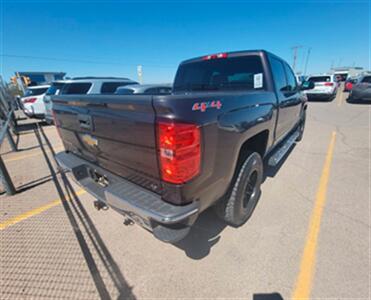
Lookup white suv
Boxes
[21,85,50,119]
[304,74,338,101]
[59,77,138,95]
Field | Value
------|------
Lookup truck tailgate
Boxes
[52,94,161,193]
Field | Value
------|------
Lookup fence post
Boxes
[6,128,17,152]
[0,156,16,195]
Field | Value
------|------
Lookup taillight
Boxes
[202,52,228,60]
[324,82,334,86]
[157,120,201,184]
[23,97,37,103]
[345,82,353,90]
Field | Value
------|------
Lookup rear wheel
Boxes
[216,151,263,227]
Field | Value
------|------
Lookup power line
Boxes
[0,54,177,69]
[303,47,311,76]
[291,45,303,72]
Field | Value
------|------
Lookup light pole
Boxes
[291,45,303,72]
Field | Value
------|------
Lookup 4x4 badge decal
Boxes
[192,100,222,112]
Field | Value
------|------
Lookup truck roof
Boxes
[71,76,131,80]
[180,49,269,65]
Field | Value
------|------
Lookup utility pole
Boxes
[303,47,311,76]
[137,65,143,84]
[291,45,303,72]
[337,58,342,67]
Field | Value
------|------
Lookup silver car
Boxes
[349,74,371,102]
[60,77,138,95]
[115,84,172,95]
[43,81,66,124]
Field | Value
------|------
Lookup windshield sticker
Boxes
[192,100,222,112]
[254,73,263,89]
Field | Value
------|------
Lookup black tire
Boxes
[296,109,306,142]
[216,151,263,227]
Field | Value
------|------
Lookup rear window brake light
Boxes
[202,53,228,60]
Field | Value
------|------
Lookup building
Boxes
[16,71,66,86]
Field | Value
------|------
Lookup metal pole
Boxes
[6,128,17,152]
[303,47,311,76]
[0,155,16,195]
[291,45,303,72]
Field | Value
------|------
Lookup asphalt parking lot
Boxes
[0,89,369,299]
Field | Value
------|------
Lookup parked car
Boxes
[115,84,172,95]
[21,85,50,119]
[344,76,359,92]
[53,50,314,243]
[43,81,66,124]
[348,74,371,102]
[295,75,306,85]
[59,77,138,95]
[304,74,337,100]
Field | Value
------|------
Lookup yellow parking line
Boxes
[0,189,86,230]
[4,146,64,162]
[292,131,336,299]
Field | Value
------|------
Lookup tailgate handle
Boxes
[77,114,93,130]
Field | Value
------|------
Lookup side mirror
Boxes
[300,81,314,90]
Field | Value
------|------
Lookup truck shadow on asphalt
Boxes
[253,293,284,300]
[174,145,295,260]
[35,125,136,300]
[174,208,227,259]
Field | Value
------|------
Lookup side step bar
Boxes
[268,130,300,166]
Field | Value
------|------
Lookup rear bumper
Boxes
[350,90,371,101]
[306,93,334,100]
[55,151,199,242]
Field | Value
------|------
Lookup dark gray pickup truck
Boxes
[53,50,314,243]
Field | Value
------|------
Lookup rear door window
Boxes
[308,76,331,82]
[61,82,92,94]
[143,88,159,95]
[115,88,135,95]
[24,87,49,96]
[173,55,265,92]
[158,87,172,94]
[101,82,135,94]
[283,63,297,92]
[46,83,65,95]
[361,76,371,83]
[270,57,287,94]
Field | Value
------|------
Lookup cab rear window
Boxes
[173,55,265,92]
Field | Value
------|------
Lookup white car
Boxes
[21,85,50,119]
[304,74,337,101]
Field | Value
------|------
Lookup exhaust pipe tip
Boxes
[94,200,108,211]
